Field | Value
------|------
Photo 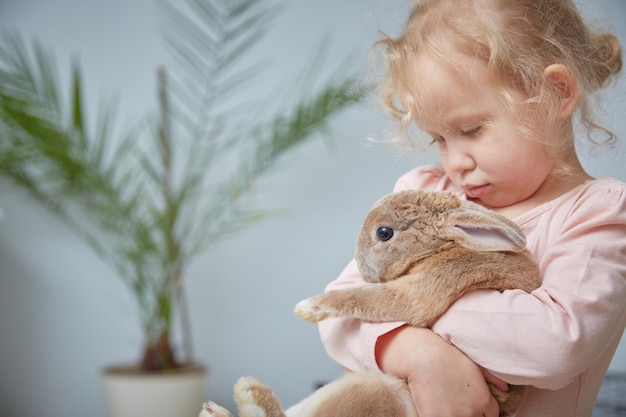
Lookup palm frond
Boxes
[0,0,368,370]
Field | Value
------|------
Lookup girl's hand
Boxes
[482,367,509,393]
[376,325,500,417]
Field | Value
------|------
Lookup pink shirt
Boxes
[319,165,626,417]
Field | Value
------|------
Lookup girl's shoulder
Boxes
[581,177,626,194]
[557,177,625,210]
[520,177,626,227]
[565,176,626,214]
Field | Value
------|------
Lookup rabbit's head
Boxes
[355,190,527,283]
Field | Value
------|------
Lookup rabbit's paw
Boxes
[234,376,285,417]
[200,401,234,417]
[294,297,332,323]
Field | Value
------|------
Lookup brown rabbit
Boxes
[295,190,541,327]
[202,190,541,417]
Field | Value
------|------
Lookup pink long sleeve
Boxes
[318,165,626,416]
[433,179,626,416]
[434,183,626,385]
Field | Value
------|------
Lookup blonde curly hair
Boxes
[377,0,622,158]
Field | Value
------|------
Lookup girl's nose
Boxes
[443,144,476,174]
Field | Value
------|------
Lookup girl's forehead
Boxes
[406,52,494,122]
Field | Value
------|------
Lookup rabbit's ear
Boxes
[440,200,527,252]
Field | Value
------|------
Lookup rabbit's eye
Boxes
[376,227,394,242]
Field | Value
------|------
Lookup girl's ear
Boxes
[544,64,579,119]
[439,201,527,252]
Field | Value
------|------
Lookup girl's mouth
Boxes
[465,184,491,199]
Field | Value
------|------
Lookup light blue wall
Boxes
[0,1,624,416]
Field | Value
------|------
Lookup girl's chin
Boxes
[468,195,511,210]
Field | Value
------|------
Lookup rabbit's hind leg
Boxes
[234,376,287,417]
[200,401,234,417]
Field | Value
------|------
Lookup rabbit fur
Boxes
[202,190,541,417]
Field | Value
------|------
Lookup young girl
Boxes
[318,1,625,416]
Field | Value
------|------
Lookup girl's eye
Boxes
[376,226,394,242]
[461,126,482,137]
[430,135,446,145]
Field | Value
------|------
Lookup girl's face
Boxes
[410,52,559,210]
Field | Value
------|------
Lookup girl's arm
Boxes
[318,259,502,417]
[376,325,501,417]
[318,260,502,416]
[432,182,626,389]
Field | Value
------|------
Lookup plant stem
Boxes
[157,66,194,365]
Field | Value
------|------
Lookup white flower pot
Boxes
[102,363,207,417]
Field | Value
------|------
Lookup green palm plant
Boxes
[0,0,365,371]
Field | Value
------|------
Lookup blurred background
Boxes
[0,1,624,416]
